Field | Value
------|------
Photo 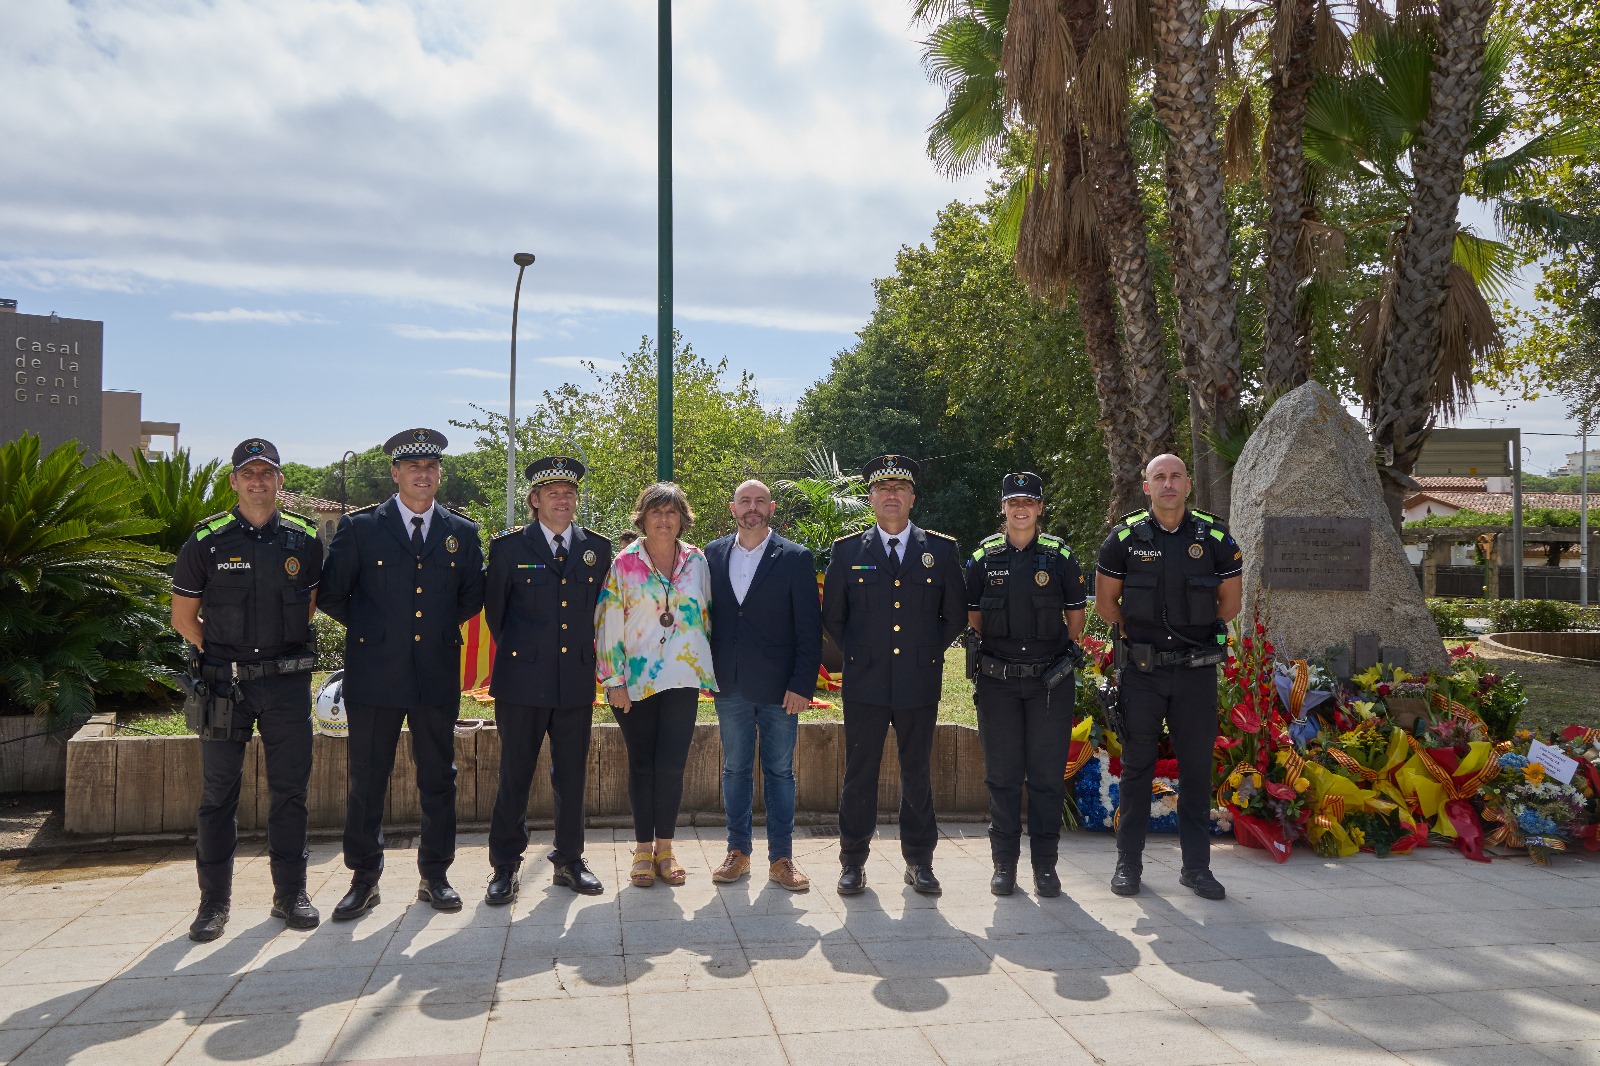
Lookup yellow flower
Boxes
[1524,763,1546,784]
[1228,769,1243,787]
[1391,667,1414,685]
[1349,826,1366,847]
[1353,665,1383,689]
[1229,791,1244,807]
[1350,700,1377,720]
[1248,772,1263,788]
[1294,777,1310,792]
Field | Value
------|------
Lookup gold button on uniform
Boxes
[511,651,518,657]
[414,634,421,642]
[893,648,901,655]
[561,646,568,653]
[894,579,901,587]
[415,587,422,594]
[893,624,900,632]
[561,623,568,630]
[894,601,900,608]
[561,601,568,607]
[415,610,422,617]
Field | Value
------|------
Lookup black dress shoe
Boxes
[418,878,463,911]
[1179,867,1226,900]
[188,899,229,942]
[1032,866,1062,898]
[904,864,942,896]
[553,858,604,896]
[271,890,321,930]
[485,865,519,906]
[332,879,381,921]
[990,864,1017,896]
[836,865,867,896]
[1110,855,1142,897]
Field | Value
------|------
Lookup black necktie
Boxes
[553,532,567,566]
[411,515,424,554]
[887,536,901,575]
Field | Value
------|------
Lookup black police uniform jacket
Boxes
[317,497,487,708]
[483,523,611,708]
[821,523,966,709]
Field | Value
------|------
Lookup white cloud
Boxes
[391,325,511,342]
[171,307,331,324]
[536,356,626,373]
[0,1,983,330]
[442,366,508,380]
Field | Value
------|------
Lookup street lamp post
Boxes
[509,252,536,531]
[657,0,673,481]
[338,450,358,514]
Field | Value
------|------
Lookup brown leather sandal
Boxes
[630,848,656,888]
[654,848,687,886]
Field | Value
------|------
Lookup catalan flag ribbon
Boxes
[459,611,495,692]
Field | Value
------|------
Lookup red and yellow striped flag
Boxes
[459,611,495,691]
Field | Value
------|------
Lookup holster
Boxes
[1043,641,1085,691]
[962,628,980,681]
[193,660,252,742]
[1099,671,1125,736]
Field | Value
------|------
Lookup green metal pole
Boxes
[656,0,674,481]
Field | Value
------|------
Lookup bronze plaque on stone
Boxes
[1263,516,1371,591]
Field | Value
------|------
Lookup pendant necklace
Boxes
[648,542,677,633]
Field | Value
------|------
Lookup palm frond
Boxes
[1492,197,1600,251]
[1451,227,1520,300]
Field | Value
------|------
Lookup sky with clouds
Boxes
[1,0,1584,475]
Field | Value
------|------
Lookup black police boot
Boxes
[1110,854,1142,896]
[485,865,519,906]
[990,864,1017,896]
[188,898,229,942]
[271,889,320,930]
[332,878,380,921]
[418,877,463,911]
[553,858,604,896]
[1032,865,1062,898]
[904,864,942,896]
[1179,867,1226,900]
[836,865,867,896]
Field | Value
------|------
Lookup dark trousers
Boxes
[344,702,458,881]
[976,672,1073,868]
[489,702,593,867]
[1116,663,1219,870]
[839,701,938,866]
[196,673,313,901]
[611,688,698,842]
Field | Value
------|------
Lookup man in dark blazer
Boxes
[317,428,486,920]
[482,456,612,903]
[705,480,823,891]
[822,455,965,897]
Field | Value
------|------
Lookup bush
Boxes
[1489,598,1581,633]
[313,613,346,672]
[1427,599,1473,637]
[0,434,175,723]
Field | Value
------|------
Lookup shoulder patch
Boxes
[193,511,229,531]
[280,510,318,537]
[980,533,1005,548]
[1118,509,1150,526]
[194,512,237,540]
[1037,533,1062,547]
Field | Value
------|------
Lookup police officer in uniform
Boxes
[964,472,1087,898]
[1094,454,1242,900]
[170,438,323,941]
[822,455,965,896]
[317,428,486,919]
[482,456,612,903]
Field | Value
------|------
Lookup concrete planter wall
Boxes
[0,715,69,793]
[65,718,990,836]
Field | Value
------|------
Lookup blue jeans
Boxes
[714,693,798,860]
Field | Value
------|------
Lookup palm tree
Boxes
[123,449,232,555]
[1303,14,1597,524]
[775,450,873,569]
[0,434,173,722]
[918,0,1160,518]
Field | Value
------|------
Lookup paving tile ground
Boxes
[1,826,1598,1064]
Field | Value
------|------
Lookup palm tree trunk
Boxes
[1151,0,1244,516]
[1369,0,1497,529]
[1072,252,1148,520]
[1164,159,1217,504]
[1261,0,1319,395]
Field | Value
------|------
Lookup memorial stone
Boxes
[1229,381,1447,675]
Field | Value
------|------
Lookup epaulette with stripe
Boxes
[193,511,235,539]
[835,530,864,544]
[280,509,318,538]
[1037,533,1072,557]
[971,532,1007,561]
[491,526,520,541]
[446,505,479,527]
[347,501,380,515]
[924,529,957,542]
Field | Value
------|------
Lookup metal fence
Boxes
[1414,565,1600,602]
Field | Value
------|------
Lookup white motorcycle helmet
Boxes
[314,670,349,738]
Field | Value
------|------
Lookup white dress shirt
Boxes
[875,525,908,565]
[394,495,437,541]
[539,520,574,558]
[729,530,772,604]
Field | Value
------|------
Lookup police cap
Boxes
[383,428,448,461]
[1000,471,1044,502]
[862,453,920,487]
[231,438,281,471]
[525,454,585,489]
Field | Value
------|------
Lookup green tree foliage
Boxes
[278,447,493,512]
[122,449,233,556]
[0,435,176,722]
[451,336,798,543]
[1409,506,1600,528]
[774,450,873,568]
[793,200,1108,556]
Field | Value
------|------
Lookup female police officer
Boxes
[963,472,1086,897]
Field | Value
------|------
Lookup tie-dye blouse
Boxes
[594,539,717,700]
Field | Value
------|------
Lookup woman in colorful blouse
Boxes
[595,482,717,887]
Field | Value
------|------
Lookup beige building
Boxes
[101,389,179,462]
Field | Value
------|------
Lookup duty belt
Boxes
[201,654,316,682]
[1122,641,1227,671]
[979,655,1053,680]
